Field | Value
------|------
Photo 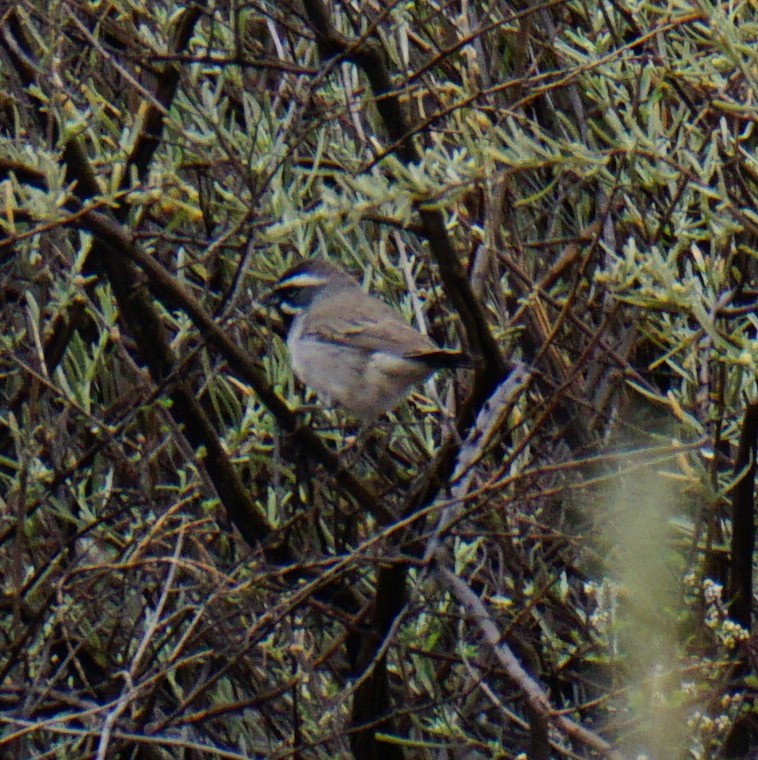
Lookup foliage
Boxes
[0,0,756,758]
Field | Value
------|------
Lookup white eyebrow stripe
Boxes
[275,273,330,289]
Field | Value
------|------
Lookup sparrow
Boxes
[267,259,470,420]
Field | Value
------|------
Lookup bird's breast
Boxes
[287,326,436,420]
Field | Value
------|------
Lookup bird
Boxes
[267,259,471,420]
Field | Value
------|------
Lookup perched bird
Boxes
[267,259,470,420]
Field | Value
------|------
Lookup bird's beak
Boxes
[261,287,278,307]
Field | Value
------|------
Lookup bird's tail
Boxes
[410,349,473,369]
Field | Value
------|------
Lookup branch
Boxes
[0,160,391,527]
[300,0,506,392]
[728,399,758,628]
[436,563,624,759]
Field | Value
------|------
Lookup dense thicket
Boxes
[1,1,756,758]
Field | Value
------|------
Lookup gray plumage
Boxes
[269,260,469,419]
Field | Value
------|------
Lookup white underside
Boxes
[287,318,435,420]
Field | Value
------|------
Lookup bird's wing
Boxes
[301,294,440,357]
